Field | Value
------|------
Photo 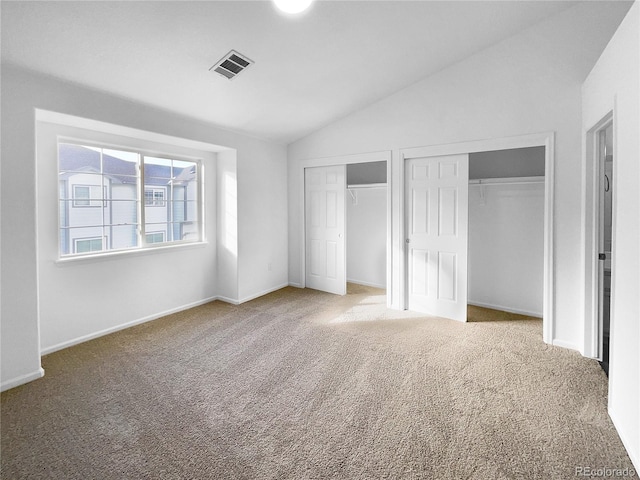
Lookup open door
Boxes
[305,165,346,295]
[597,122,613,374]
[405,154,469,321]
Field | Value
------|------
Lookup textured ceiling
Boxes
[0,1,624,144]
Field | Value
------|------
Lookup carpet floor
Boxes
[1,286,634,479]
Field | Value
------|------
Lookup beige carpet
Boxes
[1,286,633,479]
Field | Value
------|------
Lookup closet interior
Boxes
[468,147,545,318]
[346,161,387,291]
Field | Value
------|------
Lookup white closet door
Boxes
[405,154,468,321]
[305,165,346,295]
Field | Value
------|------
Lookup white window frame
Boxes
[58,138,204,258]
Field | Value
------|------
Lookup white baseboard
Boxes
[42,284,292,355]
[237,283,290,304]
[551,338,581,352]
[467,300,542,318]
[1,367,45,392]
[215,295,240,305]
[41,295,219,355]
[347,278,386,289]
[609,408,640,472]
[288,282,304,288]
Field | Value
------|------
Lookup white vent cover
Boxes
[210,50,253,80]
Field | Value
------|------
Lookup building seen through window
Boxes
[58,143,200,256]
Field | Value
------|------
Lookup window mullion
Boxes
[139,154,145,248]
[199,162,203,242]
[100,148,106,252]
[169,160,174,241]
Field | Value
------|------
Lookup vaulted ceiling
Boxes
[0,1,630,144]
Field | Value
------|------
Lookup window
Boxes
[144,188,166,207]
[145,232,165,244]
[58,142,201,257]
[74,237,103,254]
[73,186,91,207]
[73,185,106,207]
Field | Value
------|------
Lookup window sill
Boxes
[55,241,209,266]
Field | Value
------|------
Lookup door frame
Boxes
[296,151,392,304]
[399,132,555,343]
[583,112,614,359]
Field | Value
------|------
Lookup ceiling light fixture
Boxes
[273,0,314,15]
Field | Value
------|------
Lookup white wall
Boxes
[237,140,289,303]
[36,120,219,353]
[582,2,639,469]
[468,183,544,316]
[216,150,239,303]
[0,64,289,390]
[347,187,386,289]
[288,2,629,349]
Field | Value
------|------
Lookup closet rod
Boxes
[469,176,544,186]
[346,183,387,189]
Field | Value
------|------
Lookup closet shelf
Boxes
[347,183,387,189]
[469,176,544,186]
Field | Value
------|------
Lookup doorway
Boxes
[468,147,546,319]
[584,113,615,362]
[597,121,614,375]
[400,132,555,341]
[346,162,387,291]
[300,152,391,304]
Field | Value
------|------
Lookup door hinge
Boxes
[598,253,606,260]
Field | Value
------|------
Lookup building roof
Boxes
[59,143,192,186]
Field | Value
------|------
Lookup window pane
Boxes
[144,157,172,183]
[110,179,137,200]
[59,142,199,257]
[144,194,169,229]
[60,200,104,228]
[102,149,138,178]
[174,162,198,203]
[145,231,166,244]
[108,200,138,225]
[74,186,90,206]
[173,161,197,182]
[59,143,101,173]
[171,182,197,202]
[144,187,166,206]
[65,227,104,255]
[178,221,200,242]
[75,237,103,254]
[72,184,105,207]
[62,174,103,205]
[145,223,171,242]
[110,225,138,250]
[170,201,198,222]
[172,159,196,170]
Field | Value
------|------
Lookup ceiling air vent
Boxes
[210,50,253,80]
